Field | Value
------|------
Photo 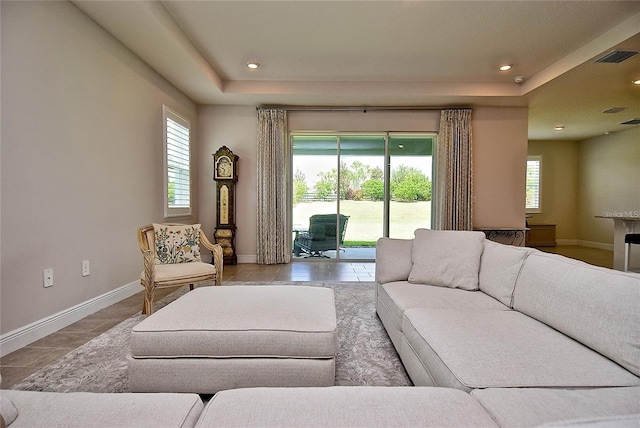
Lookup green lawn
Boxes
[293,200,431,245]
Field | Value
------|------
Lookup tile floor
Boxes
[0,262,374,388]
[0,245,611,389]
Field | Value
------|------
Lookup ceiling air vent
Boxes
[603,107,627,114]
[620,118,640,125]
[594,50,638,64]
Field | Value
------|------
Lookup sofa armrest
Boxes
[375,238,414,284]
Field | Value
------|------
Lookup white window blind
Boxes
[526,156,542,213]
[163,106,192,217]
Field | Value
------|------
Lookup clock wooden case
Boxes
[213,146,239,265]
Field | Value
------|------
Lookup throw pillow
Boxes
[479,239,534,307]
[408,229,485,290]
[153,223,202,264]
[375,238,414,284]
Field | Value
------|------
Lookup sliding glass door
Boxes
[338,136,386,260]
[292,132,434,261]
[388,134,434,239]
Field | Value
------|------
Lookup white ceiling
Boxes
[73,0,640,141]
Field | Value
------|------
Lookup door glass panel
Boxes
[339,136,385,260]
[388,135,434,238]
[292,136,339,259]
[291,133,434,261]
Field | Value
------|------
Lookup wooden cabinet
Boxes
[526,224,556,247]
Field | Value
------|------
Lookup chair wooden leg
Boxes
[143,285,155,316]
[189,284,194,291]
[143,296,154,316]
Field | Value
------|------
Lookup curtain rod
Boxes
[256,105,472,112]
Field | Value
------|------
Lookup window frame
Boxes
[526,155,542,214]
[163,105,192,218]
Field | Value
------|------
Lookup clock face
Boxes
[216,157,232,179]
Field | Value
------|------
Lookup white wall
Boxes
[0,1,530,343]
[198,106,257,262]
[527,140,580,242]
[1,1,196,336]
[527,127,639,249]
[288,109,439,132]
[472,107,528,229]
[198,106,528,261]
[578,127,640,246]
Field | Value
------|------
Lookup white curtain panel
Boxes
[256,108,291,264]
[435,109,474,231]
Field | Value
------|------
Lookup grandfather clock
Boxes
[213,146,239,265]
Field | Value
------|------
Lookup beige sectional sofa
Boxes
[0,389,204,428]
[199,385,640,427]
[375,229,640,423]
[3,230,639,427]
[3,384,640,427]
[376,230,640,391]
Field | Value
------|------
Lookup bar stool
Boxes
[624,233,640,272]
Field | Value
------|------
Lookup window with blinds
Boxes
[163,106,192,217]
[526,156,542,213]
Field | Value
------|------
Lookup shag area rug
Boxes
[13,281,411,392]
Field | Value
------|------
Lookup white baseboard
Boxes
[237,254,257,264]
[553,239,613,251]
[577,240,614,251]
[556,239,578,246]
[0,281,141,357]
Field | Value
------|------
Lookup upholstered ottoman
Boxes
[129,285,337,394]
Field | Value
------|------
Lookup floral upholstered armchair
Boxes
[137,223,223,315]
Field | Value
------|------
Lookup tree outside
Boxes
[296,162,431,205]
[293,169,308,204]
[293,160,432,248]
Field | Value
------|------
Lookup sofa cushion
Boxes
[479,239,534,307]
[153,223,202,264]
[0,395,18,426]
[1,390,203,428]
[541,414,640,427]
[196,386,499,427]
[375,238,413,284]
[402,308,640,391]
[472,387,640,428]
[514,251,640,377]
[378,281,509,335]
[408,229,485,290]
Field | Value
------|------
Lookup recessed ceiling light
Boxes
[499,64,512,71]
[554,125,565,131]
[247,62,260,70]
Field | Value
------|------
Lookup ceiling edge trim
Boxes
[520,10,640,96]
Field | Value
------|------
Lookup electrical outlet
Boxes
[81,260,90,277]
[43,268,53,288]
